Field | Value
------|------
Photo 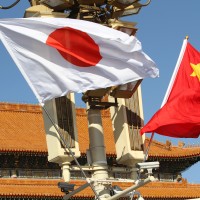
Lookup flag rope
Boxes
[42,106,101,200]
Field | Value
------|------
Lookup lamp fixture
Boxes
[110,0,151,18]
[39,0,74,11]
[110,80,142,99]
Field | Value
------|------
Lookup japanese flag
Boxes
[0,18,159,104]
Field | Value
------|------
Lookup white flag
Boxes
[0,18,159,104]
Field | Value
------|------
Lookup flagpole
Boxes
[161,36,188,107]
[42,106,101,200]
[143,132,154,161]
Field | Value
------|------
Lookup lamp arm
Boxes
[107,176,155,200]
[0,0,20,9]
[140,0,151,7]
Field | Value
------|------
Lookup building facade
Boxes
[0,102,200,199]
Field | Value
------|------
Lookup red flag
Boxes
[141,39,200,138]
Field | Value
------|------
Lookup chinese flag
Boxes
[141,40,200,138]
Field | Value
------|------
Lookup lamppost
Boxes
[22,0,158,199]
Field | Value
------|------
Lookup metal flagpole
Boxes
[143,132,154,162]
[161,36,188,107]
[42,106,100,200]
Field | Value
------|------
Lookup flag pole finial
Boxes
[185,35,189,40]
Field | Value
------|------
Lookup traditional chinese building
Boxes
[0,102,200,200]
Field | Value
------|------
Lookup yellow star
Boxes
[190,63,200,81]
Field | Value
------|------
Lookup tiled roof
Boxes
[0,179,62,197]
[0,103,116,155]
[0,178,200,199]
[0,102,200,159]
[0,103,46,153]
[146,138,200,158]
[139,179,200,199]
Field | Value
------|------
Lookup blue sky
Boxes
[0,0,200,183]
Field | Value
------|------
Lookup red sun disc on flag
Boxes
[46,27,102,67]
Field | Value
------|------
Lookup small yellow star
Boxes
[190,63,200,81]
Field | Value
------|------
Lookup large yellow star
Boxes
[190,63,200,81]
